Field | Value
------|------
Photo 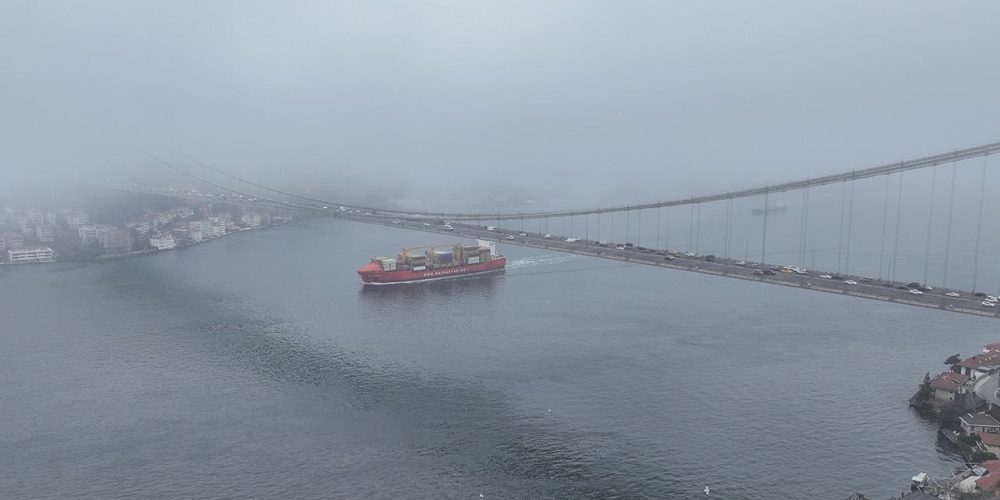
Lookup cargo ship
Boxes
[357,240,506,284]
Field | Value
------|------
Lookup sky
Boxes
[2,1,999,209]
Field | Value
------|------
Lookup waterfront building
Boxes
[957,346,1000,380]
[7,247,55,264]
[980,433,1000,456]
[208,217,226,237]
[930,372,969,402]
[241,213,263,228]
[26,210,46,226]
[78,224,99,244]
[170,206,194,219]
[189,220,213,239]
[61,209,90,227]
[152,213,171,230]
[1,232,25,250]
[10,213,29,230]
[960,412,1000,435]
[97,226,131,255]
[975,460,1000,494]
[149,233,176,250]
[35,224,55,243]
[126,220,152,234]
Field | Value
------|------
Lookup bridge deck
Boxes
[340,214,1000,321]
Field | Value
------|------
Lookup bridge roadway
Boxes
[336,212,1000,320]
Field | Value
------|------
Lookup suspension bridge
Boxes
[113,140,1000,319]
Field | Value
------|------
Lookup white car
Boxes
[984,301,997,307]
[922,285,933,291]
[844,280,858,285]
[909,289,924,295]
[616,245,626,250]
[988,296,999,303]
[946,292,960,298]
[518,232,527,237]
[505,235,515,240]
[543,233,552,238]
[392,220,400,224]
[685,252,696,257]
[565,238,580,243]
[423,222,431,226]
[443,225,454,231]
[819,274,833,279]
[486,226,496,231]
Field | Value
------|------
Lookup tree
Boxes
[917,372,932,401]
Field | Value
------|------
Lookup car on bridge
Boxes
[565,238,580,243]
[543,234,552,238]
[518,232,527,237]
[983,301,996,307]
[946,292,960,297]
[487,226,496,231]
[505,235,515,240]
[909,289,924,295]
[819,274,833,279]
[845,280,858,285]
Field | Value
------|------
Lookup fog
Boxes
[2,1,999,209]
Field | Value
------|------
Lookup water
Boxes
[2,218,996,499]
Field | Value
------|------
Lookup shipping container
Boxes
[467,256,480,265]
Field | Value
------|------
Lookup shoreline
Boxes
[1,219,300,267]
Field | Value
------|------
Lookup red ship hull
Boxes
[358,257,506,284]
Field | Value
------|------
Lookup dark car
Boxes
[704,255,716,262]
[753,270,765,275]
[664,255,675,261]
[895,285,909,290]
[975,292,988,298]
[763,269,776,275]
[907,282,922,289]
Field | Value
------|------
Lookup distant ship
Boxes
[751,201,787,215]
[357,240,506,285]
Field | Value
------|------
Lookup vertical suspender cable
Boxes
[637,209,642,247]
[972,158,987,291]
[798,187,807,267]
[942,164,958,289]
[665,206,671,251]
[878,174,890,280]
[695,203,701,254]
[657,206,662,249]
[625,207,630,245]
[922,166,937,285]
[688,202,694,252]
[891,170,905,283]
[845,178,855,276]
[722,198,733,259]
[837,180,847,274]
[761,190,769,264]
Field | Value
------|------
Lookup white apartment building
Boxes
[8,247,55,264]
[78,225,99,244]
[149,233,176,250]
